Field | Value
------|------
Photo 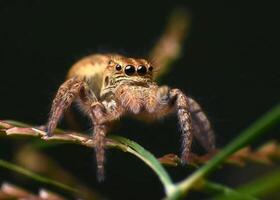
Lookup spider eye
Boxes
[124,65,135,76]
[148,66,153,72]
[137,65,147,76]
[116,64,122,71]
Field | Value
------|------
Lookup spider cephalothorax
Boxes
[46,54,215,181]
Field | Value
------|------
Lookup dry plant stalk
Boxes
[0,120,115,148]
[0,182,65,200]
[1,120,280,167]
[149,8,191,79]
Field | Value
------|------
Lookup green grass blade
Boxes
[0,158,78,195]
[110,135,175,195]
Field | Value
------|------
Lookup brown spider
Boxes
[46,54,215,181]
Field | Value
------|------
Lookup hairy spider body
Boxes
[47,54,215,181]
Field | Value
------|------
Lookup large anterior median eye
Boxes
[137,65,147,76]
[124,65,135,76]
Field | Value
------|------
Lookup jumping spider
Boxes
[46,54,215,181]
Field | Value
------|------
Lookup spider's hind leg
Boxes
[188,97,216,152]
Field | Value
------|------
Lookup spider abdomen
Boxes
[67,54,112,98]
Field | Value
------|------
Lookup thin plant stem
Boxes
[165,103,280,199]
[237,168,280,198]
[202,181,258,200]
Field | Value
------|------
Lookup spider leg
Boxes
[188,97,216,152]
[46,77,84,136]
[157,86,215,162]
[87,100,123,182]
[169,88,193,164]
[93,121,107,182]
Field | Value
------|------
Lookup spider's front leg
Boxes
[169,88,193,163]
[157,86,215,163]
[46,77,84,136]
[89,99,123,181]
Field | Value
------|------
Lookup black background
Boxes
[0,0,278,199]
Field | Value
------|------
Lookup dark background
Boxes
[0,0,278,199]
